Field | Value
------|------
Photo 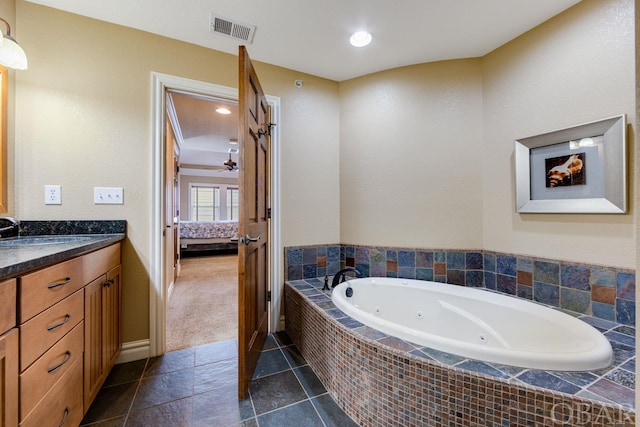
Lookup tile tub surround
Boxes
[284,244,636,326]
[284,280,636,427]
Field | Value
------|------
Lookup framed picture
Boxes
[514,114,626,213]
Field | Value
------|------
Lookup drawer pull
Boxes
[56,407,71,427]
[47,314,71,331]
[48,277,72,289]
[47,351,72,373]
[103,278,114,288]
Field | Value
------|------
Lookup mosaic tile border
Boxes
[285,280,636,426]
[285,244,636,326]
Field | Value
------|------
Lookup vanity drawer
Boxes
[19,355,83,427]
[20,289,84,371]
[20,322,83,420]
[0,278,16,334]
[19,257,84,323]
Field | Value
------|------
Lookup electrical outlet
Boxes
[45,185,61,205]
[94,187,124,205]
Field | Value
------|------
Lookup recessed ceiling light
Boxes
[216,107,232,115]
[349,30,372,47]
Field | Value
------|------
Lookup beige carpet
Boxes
[166,254,238,352]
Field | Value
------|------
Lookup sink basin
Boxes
[0,236,93,247]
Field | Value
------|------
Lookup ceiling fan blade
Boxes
[181,163,227,171]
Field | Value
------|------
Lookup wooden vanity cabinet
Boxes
[83,244,122,410]
[14,242,122,427]
[18,260,85,426]
[0,279,18,427]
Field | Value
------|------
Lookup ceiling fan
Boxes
[223,152,238,171]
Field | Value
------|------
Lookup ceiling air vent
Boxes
[210,14,256,43]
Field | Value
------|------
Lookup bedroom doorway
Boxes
[149,72,281,359]
[164,90,240,352]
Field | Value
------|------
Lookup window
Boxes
[190,185,220,221]
[227,187,239,220]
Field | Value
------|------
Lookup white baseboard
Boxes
[116,339,150,364]
[118,315,284,365]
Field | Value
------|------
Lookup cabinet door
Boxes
[83,264,122,412]
[103,265,122,370]
[84,275,104,411]
[0,328,18,427]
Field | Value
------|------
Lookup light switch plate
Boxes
[45,185,62,205]
[94,187,124,205]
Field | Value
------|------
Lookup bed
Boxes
[179,220,239,254]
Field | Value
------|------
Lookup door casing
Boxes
[149,72,281,357]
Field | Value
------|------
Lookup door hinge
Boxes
[267,208,272,219]
[267,291,271,301]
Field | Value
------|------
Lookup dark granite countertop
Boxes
[0,219,127,280]
[0,233,126,279]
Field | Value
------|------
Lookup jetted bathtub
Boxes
[331,277,613,371]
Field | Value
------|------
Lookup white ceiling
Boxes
[168,91,239,176]
[25,0,581,82]
[25,0,582,174]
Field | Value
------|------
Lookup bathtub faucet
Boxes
[331,267,362,289]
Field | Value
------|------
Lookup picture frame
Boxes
[514,114,626,213]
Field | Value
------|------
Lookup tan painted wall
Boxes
[14,2,341,343]
[0,0,15,217]
[339,59,484,248]
[338,0,635,269]
[482,0,636,269]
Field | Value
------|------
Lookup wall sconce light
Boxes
[0,18,27,70]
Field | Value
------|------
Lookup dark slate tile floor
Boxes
[81,333,358,427]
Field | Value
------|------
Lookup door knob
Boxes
[244,234,261,245]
